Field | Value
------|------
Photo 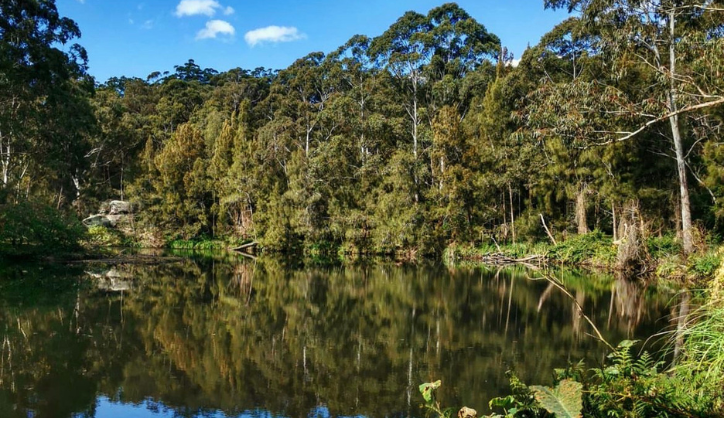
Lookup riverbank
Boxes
[445,230,723,285]
[83,227,724,286]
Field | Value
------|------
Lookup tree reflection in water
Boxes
[0,257,675,417]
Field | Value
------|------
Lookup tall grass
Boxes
[676,302,724,381]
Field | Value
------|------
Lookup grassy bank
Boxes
[445,230,723,284]
[83,225,724,284]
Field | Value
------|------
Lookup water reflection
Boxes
[0,257,675,417]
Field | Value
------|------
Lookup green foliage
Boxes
[647,234,682,259]
[167,238,227,251]
[584,340,718,418]
[0,202,85,257]
[417,380,456,418]
[0,0,95,206]
[687,251,722,280]
[489,336,724,418]
[655,255,687,280]
[530,379,583,418]
[488,372,550,418]
[4,0,724,266]
[548,230,616,266]
[675,303,724,392]
[84,226,136,248]
[419,380,441,404]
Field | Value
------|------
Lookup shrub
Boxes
[167,238,227,250]
[489,340,722,418]
[0,201,85,257]
[85,225,125,247]
[688,251,722,280]
[647,234,682,259]
[548,230,616,266]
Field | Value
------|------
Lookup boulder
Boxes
[457,407,477,418]
[109,200,132,215]
[82,214,112,228]
[83,200,135,228]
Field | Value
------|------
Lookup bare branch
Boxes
[618,97,724,142]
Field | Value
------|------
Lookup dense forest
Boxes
[2,0,724,258]
[4,1,724,418]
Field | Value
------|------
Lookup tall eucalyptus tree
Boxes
[544,0,724,253]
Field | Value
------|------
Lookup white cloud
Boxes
[196,20,235,40]
[175,0,221,17]
[508,58,521,67]
[223,6,235,15]
[142,19,154,30]
[244,26,305,47]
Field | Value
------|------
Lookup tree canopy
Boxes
[3,0,724,258]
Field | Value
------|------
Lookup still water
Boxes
[0,253,679,418]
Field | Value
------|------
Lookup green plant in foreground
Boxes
[417,380,458,418]
[529,380,583,418]
[488,372,552,418]
[487,339,723,418]
[573,339,721,417]
[671,303,724,413]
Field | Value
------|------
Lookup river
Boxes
[0,253,680,417]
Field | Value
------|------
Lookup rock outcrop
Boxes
[82,200,134,228]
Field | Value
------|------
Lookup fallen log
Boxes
[470,253,546,265]
[230,241,258,252]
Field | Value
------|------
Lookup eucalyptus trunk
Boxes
[576,183,588,235]
[668,8,694,255]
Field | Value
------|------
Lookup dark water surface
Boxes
[0,254,678,417]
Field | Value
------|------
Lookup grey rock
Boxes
[82,214,112,228]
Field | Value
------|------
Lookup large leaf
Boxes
[530,379,583,418]
[418,380,442,403]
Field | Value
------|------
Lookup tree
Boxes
[369,11,431,161]
[0,0,94,204]
[544,0,724,254]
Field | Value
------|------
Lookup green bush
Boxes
[548,230,616,266]
[688,251,722,279]
[655,255,686,280]
[489,340,722,418]
[582,341,704,418]
[0,201,85,257]
[85,225,125,247]
[647,234,682,259]
[167,238,229,251]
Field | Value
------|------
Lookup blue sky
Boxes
[55,0,571,83]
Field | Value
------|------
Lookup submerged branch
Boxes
[529,271,615,351]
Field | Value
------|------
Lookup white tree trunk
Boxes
[669,8,694,254]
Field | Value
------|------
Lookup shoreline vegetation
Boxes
[77,223,724,285]
[2,0,724,418]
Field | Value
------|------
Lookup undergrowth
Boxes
[422,338,724,418]
[547,230,617,267]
